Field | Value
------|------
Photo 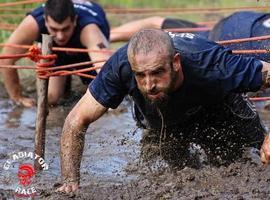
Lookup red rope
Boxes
[37,65,100,79]
[52,47,114,54]
[0,64,36,70]
[104,6,270,14]
[0,43,115,54]
[37,60,105,72]
[0,0,44,7]
[250,97,270,101]
[0,45,57,62]
[217,35,270,45]
[232,49,270,54]
[0,8,31,12]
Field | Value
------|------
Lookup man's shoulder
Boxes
[28,6,46,33]
[105,44,129,71]
[169,32,218,53]
[74,2,109,38]
[29,6,44,18]
[74,2,105,18]
[227,11,267,21]
[209,11,268,42]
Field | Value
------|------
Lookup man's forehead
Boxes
[45,16,73,27]
[131,52,169,71]
[133,51,170,62]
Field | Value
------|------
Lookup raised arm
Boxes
[0,15,39,107]
[57,89,108,193]
[110,16,165,42]
[80,23,112,72]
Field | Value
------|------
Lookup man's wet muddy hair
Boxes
[44,0,76,23]
[127,29,175,64]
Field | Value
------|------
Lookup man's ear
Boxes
[173,53,181,71]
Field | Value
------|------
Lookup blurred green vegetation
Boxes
[0,0,269,43]
[0,0,41,43]
[99,0,267,9]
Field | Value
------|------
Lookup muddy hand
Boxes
[14,96,36,107]
[260,133,270,164]
[56,182,79,193]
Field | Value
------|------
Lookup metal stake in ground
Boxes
[34,34,52,171]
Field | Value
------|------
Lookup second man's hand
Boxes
[13,96,36,107]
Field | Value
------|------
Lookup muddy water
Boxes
[0,94,141,196]
[1,87,270,199]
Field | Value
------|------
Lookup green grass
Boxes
[98,0,267,9]
[0,0,269,42]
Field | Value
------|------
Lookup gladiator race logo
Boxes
[18,164,35,187]
[3,151,48,198]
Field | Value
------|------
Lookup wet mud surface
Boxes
[1,80,270,200]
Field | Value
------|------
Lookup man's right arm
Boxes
[110,16,165,42]
[0,15,39,107]
[57,89,108,193]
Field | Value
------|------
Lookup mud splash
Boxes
[0,81,270,199]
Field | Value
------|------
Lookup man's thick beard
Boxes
[144,92,170,110]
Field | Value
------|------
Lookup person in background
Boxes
[110,16,202,42]
[110,10,270,63]
[0,0,111,106]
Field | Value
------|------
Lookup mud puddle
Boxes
[0,84,270,199]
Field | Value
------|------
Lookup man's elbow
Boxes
[64,108,90,132]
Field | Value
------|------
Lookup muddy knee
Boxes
[48,91,62,105]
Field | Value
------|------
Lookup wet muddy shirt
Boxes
[29,1,110,84]
[209,11,270,62]
[89,33,263,129]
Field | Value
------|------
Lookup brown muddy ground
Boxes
[0,76,270,200]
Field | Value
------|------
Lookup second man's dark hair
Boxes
[44,0,76,23]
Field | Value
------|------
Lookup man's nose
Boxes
[145,76,155,92]
[56,31,64,40]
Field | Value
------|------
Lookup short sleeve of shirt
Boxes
[28,6,46,33]
[170,32,263,95]
[74,2,110,39]
[89,45,133,109]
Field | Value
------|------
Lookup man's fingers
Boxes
[20,97,36,107]
[72,184,79,191]
[260,148,270,164]
[260,150,266,163]
[56,183,79,193]
[55,184,65,192]
[14,96,36,107]
[65,185,71,193]
[260,133,270,164]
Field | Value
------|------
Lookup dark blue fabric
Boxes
[29,2,110,84]
[209,11,270,62]
[89,33,263,118]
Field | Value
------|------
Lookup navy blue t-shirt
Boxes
[29,1,110,84]
[209,11,270,62]
[89,32,263,127]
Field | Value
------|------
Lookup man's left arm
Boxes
[260,61,270,89]
[259,61,270,164]
[80,24,112,72]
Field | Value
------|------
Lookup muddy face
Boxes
[131,52,181,108]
